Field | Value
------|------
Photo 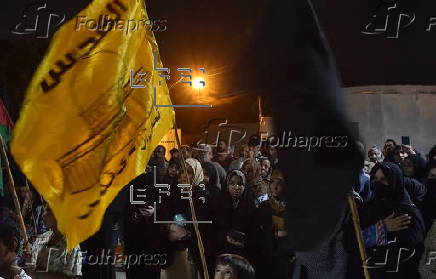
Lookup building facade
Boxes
[344,85,436,157]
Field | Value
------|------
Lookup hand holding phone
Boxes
[401,136,410,146]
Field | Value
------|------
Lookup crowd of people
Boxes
[0,135,435,279]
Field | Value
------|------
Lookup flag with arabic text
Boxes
[11,0,174,249]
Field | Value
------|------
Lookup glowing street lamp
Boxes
[192,77,206,90]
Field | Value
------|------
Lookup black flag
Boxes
[236,0,364,251]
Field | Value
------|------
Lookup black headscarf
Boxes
[217,170,253,224]
[201,162,219,188]
[168,157,182,169]
[370,161,411,204]
[422,160,436,230]
[162,158,181,186]
[425,160,436,198]
[363,162,425,245]
[215,170,256,259]
[428,145,436,161]
[200,161,220,200]
[361,163,426,278]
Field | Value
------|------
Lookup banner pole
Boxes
[347,195,371,279]
[173,124,209,279]
[0,135,29,245]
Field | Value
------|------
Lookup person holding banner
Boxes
[24,206,82,279]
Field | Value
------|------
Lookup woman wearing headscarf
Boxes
[385,145,427,204]
[163,158,182,186]
[403,176,427,205]
[255,169,294,279]
[291,188,399,279]
[401,156,425,182]
[124,169,165,279]
[201,161,221,199]
[360,162,426,279]
[241,159,268,207]
[179,158,214,228]
[157,158,183,222]
[161,158,216,279]
[214,170,257,261]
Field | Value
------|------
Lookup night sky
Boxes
[1,0,431,252]
[1,0,436,128]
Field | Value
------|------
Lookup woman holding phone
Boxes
[215,170,256,261]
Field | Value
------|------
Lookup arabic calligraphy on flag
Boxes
[11,0,174,249]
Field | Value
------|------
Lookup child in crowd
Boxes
[214,254,255,279]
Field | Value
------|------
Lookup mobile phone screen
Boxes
[401,136,411,146]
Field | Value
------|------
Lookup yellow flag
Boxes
[11,0,174,249]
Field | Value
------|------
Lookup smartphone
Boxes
[401,136,411,146]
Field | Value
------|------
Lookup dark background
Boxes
[1,0,435,132]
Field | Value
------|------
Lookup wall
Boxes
[343,85,436,157]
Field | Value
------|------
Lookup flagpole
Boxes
[347,195,371,279]
[24,179,38,235]
[257,96,262,134]
[0,135,29,245]
[173,124,209,279]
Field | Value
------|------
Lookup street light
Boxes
[192,77,206,90]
